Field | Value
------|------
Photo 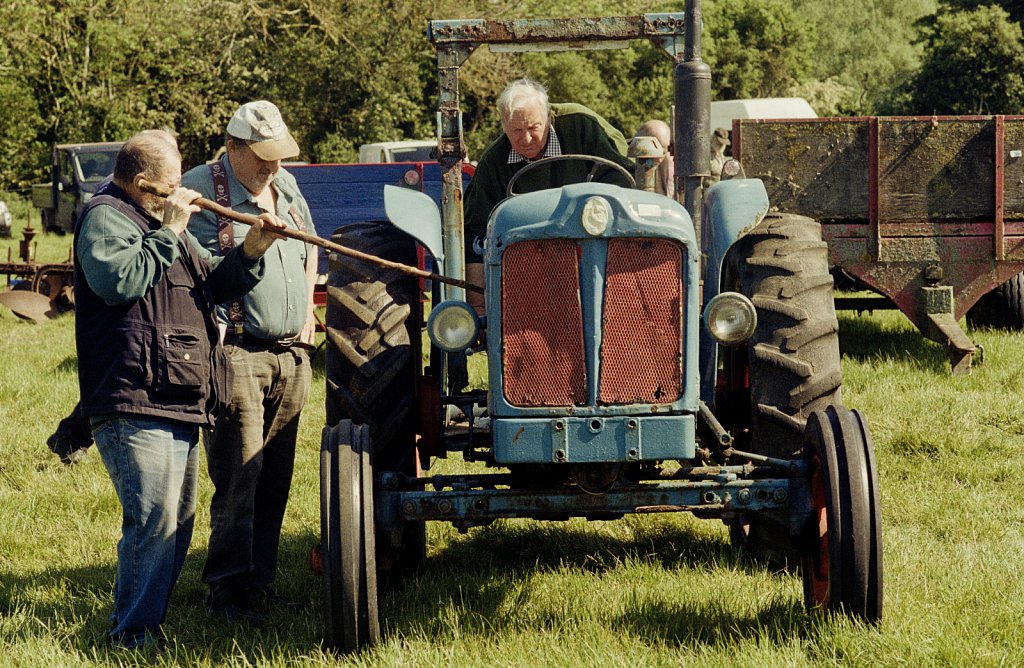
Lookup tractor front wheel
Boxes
[801,405,883,623]
[320,420,380,652]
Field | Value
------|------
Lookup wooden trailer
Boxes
[734,115,1024,373]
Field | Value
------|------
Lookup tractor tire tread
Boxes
[325,222,418,469]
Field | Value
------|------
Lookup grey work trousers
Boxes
[201,343,312,605]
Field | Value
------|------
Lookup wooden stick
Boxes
[138,178,484,294]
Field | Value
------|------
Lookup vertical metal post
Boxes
[868,116,880,261]
[435,42,475,398]
[436,44,473,302]
[674,0,711,254]
[995,114,1005,261]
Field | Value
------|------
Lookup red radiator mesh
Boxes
[502,240,587,406]
[599,238,683,404]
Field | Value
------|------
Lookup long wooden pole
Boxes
[138,178,484,294]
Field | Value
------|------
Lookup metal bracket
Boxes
[921,285,977,375]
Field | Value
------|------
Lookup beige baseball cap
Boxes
[226,100,300,161]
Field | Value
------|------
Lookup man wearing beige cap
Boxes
[182,100,316,625]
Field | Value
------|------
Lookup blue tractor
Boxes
[319,3,882,652]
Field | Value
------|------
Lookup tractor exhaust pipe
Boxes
[674,0,711,247]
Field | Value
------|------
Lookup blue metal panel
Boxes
[384,185,444,271]
[492,414,696,464]
[486,182,694,245]
[289,162,472,272]
[578,240,606,404]
[484,183,701,422]
[698,178,770,405]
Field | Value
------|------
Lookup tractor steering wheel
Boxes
[505,153,636,198]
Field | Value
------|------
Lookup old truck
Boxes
[31,142,123,234]
[733,115,1024,373]
[317,3,882,653]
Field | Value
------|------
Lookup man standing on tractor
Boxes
[182,100,318,625]
[462,78,634,313]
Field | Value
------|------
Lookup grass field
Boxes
[1,203,1023,667]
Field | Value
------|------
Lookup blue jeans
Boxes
[93,416,200,648]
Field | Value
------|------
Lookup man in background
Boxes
[634,118,674,197]
[708,126,731,185]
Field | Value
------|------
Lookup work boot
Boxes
[251,586,304,612]
[205,590,264,627]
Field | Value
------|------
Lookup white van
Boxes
[358,140,437,164]
[710,97,817,133]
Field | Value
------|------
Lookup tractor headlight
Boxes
[704,292,757,345]
[581,196,611,236]
[427,300,480,352]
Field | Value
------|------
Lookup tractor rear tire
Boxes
[727,213,843,565]
[325,221,425,576]
[966,271,1024,330]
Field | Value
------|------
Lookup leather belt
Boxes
[225,331,298,353]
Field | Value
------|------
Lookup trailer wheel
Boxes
[801,406,883,623]
[966,271,1024,330]
[325,221,426,576]
[320,420,380,652]
[723,213,843,565]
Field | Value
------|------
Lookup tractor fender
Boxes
[698,178,769,405]
[700,178,770,307]
[384,185,444,270]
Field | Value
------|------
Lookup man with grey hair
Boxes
[74,129,283,648]
[463,78,634,312]
[182,100,317,625]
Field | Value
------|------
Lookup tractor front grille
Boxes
[501,239,587,406]
[599,238,683,404]
[501,237,684,408]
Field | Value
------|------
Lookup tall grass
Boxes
[1,216,1022,666]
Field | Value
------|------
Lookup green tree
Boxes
[941,0,1023,24]
[0,0,949,190]
[0,0,276,180]
[904,4,1024,114]
[0,39,47,188]
[703,0,816,100]
[790,0,936,115]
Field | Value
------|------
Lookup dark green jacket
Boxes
[463,103,634,261]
